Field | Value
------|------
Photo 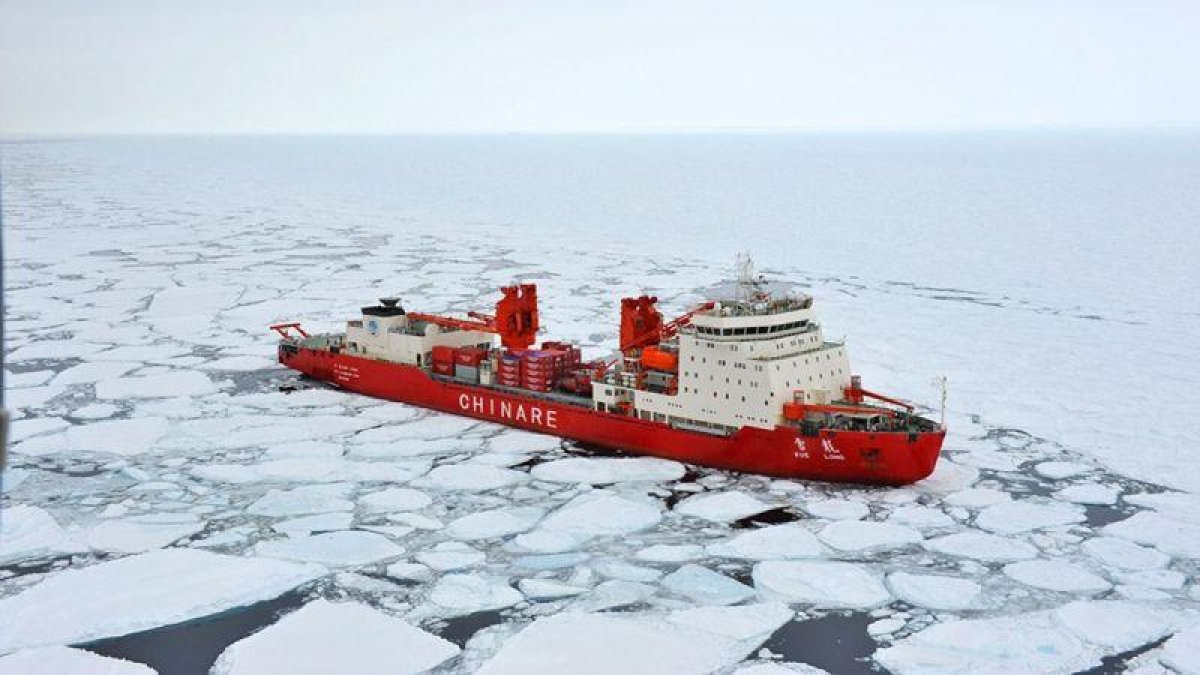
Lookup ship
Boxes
[272,258,945,485]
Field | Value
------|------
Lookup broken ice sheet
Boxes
[211,599,459,675]
[478,603,792,674]
[0,549,325,653]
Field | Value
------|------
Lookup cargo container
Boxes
[432,345,457,364]
[456,347,488,366]
[433,361,455,376]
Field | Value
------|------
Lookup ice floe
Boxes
[194,458,428,484]
[94,371,218,399]
[212,599,459,675]
[803,499,869,520]
[1004,559,1111,593]
[85,513,205,553]
[974,499,1084,534]
[1055,484,1119,505]
[0,549,324,653]
[518,579,587,600]
[427,573,523,615]
[416,542,487,571]
[817,520,923,553]
[414,464,529,491]
[753,561,890,609]
[535,490,662,539]
[1103,511,1200,558]
[924,532,1038,562]
[635,544,705,563]
[0,505,85,565]
[661,564,755,605]
[876,600,1177,674]
[886,572,981,610]
[675,491,773,523]
[530,457,685,484]
[886,504,954,530]
[253,531,404,567]
[271,512,354,537]
[359,487,433,512]
[1160,622,1200,674]
[708,525,824,561]
[247,485,354,516]
[479,603,792,674]
[445,507,545,540]
[1081,536,1169,571]
[0,646,154,674]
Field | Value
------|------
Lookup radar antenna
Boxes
[734,252,764,304]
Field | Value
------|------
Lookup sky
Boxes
[1,0,1198,134]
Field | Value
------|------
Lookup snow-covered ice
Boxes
[85,513,205,553]
[0,505,85,565]
[924,531,1038,562]
[478,603,792,674]
[414,464,528,491]
[974,499,1085,534]
[661,564,755,605]
[886,572,981,610]
[708,525,824,560]
[753,561,890,609]
[445,507,544,540]
[530,457,686,484]
[253,531,404,567]
[211,599,459,675]
[1003,560,1112,594]
[675,491,773,523]
[0,646,155,674]
[426,574,523,615]
[817,520,922,553]
[0,549,324,653]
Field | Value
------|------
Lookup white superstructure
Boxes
[594,289,851,433]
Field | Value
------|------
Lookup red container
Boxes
[432,346,457,364]
[433,362,455,376]
[456,347,488,366]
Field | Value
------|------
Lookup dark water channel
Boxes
[82,590,310,674]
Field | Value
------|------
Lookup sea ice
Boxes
[530,457,686,484]
[753,561,891,609]
[924,532,1038,562]
[414,464,529,491]
[0,646,154,674]
[51,361,140,386]
[211,599,459,675]
[427,574,523,615]
[478,603,791,675]
[85,513,205,553]
[445,507,545,540]
[94,371,218,399]
[569,579,657,612]
[707,524,824,561]
[1081,536,1169,570]
[1103,511,1200,558]
[1003,560,1112,594]
[886,572,981,610]
[272,512,354,537]
[974,499,1085,534]
[942,487,1010,509]
[635,544,705,563]
[803,499,869,520]
[1034,461,1093,479]
[247,485,354,516]
[817,520,923,553]
[886,504,954,530]
[1160,622,1200,674]
[202,355,278,371]
[660,564,755,605]
[1055,484,1119,505]
[416,543,486,571]
[195,458,428,484]
[253,531,404,567]
[0,549,324,653]
[0,505,85,565]
[675,491,773,523]
[518,579,587,600]
[359,487,433,512]
[536,490,662,538]
[16,417,170,457]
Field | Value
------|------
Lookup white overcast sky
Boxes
[2,0,1198,134]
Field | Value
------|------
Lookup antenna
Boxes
[735,252,757,304]
[933,375,948,428]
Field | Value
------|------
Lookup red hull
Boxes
[279,347,944,485]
